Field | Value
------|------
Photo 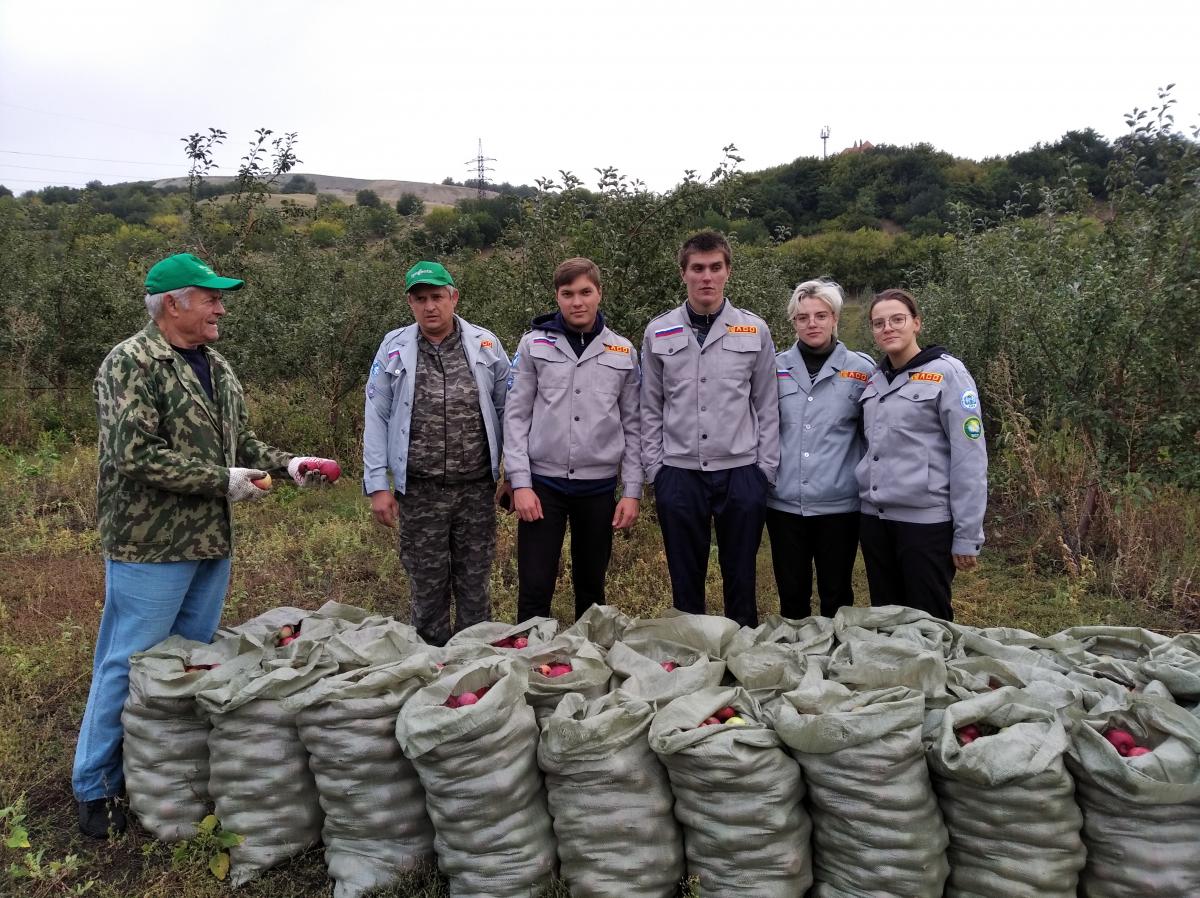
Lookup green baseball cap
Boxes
[145,253,244,294]
[405,260,455,292]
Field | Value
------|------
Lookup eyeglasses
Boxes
[869,313,911,332]
[792,311,832,325]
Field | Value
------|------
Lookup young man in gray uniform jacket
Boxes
[503,257,641,621]
[363,261,509,645]
[640,230,780,627]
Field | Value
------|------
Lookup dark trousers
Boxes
[859,514,956,621]
[654,464,767,628]
[516,482,615,622]
[765,508,859,619]
[396,478,496,646]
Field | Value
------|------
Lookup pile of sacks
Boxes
[123,601,1200,897]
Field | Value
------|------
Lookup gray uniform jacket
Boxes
[362,316,509,495]
[640,301,780,484]
[855,352,988,555]
[769,341,875,516]
[503,324,643,498]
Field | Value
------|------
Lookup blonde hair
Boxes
[787,279,844,337]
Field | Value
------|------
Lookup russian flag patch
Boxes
[532,336,557,347]
[654,325,684,338]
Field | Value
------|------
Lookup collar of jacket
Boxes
[662,299,742,348]
[532,321,617,365]
[779,340,849,392]
[140,319,224,430]
[389,315,493,371]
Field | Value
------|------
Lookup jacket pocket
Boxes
[594,350,633,396]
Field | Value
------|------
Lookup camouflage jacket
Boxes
[95,320,292,562]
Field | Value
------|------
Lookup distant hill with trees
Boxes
[151,172,499,207]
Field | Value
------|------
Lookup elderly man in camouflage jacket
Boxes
[74,253,339,838]
[363,261,509,647]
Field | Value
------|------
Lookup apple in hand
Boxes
[252,473,272,490]
[299,459,342,483]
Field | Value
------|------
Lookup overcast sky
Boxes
[1,0,1197,194]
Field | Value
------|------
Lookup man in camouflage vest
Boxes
[75,252,339,838]
[363,261,509,646]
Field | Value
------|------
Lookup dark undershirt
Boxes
[172,345,213,400]
[882,344,946,383]
[686,299,725,346]
[799,341,835,382]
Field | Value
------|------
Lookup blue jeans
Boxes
[72,557,231,801]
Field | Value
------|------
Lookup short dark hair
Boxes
[553,257,602,292]
[870,287,920,318]
[678,230,732,270]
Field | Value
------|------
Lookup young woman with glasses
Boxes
[854,288,988,620]
[766,279,875,618]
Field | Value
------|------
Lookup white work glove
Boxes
[287,456,341,486]
[227,467,270,502]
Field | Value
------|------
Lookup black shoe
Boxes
[78,797,127,839]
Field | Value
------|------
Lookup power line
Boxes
[0,101,179,137]
[0,163,177,178]
[0,149,181,167]
[0,176,93,188]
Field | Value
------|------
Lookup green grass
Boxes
[0,444,1185,897]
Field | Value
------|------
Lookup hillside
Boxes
[152,172,499,206]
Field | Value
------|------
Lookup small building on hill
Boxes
[841,140,875,155]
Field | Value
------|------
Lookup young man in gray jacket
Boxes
[363,261,509,645]
[503,257,641,621]
[640,231,780,627]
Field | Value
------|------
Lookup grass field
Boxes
[0,444,1184,897]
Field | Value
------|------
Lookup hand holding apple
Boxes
[227,467,270,502]
[288,456,341,486]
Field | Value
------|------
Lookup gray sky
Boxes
[2,0,1197,194]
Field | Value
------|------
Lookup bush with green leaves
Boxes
[916,88,1199,613]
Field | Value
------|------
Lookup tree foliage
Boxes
[917,88,1200,570]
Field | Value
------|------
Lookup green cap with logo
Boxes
[145,253,245,294]
[405,260,455,292]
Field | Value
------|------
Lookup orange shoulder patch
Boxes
[603,343,631,354]
[479,339,494,349]
[726,324,758,335]
[839,370,869,382]
[909,371,944,383]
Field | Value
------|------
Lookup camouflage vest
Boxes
[95,321,292,562]
[407,323,490,481]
